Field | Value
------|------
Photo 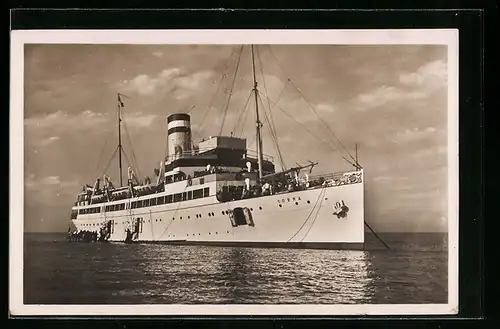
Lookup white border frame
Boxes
[10,29,459,316]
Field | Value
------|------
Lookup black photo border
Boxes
[8,6,489,329]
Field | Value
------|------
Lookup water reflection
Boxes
[23,233,448,305]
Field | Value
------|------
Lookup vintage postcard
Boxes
[10,29,458,316]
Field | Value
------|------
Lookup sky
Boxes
[23,44,449,233]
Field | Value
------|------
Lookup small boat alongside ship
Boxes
[67,45,366,250]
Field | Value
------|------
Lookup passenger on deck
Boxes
[261,181,271,196]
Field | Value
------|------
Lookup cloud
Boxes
[41,176,61,185]
[399,59,447,91]
[152,51,164,58]
[25,174,79,191]
[25,110,157,135]
[354,59,447,111]
[315,103,335,113]
[122,113,159,129]
[357,86,427,108]
[25,110,108,131]
[119,69,214,97]
[38,136,60,146]
[395,126,438,143]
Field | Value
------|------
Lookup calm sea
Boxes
[22,233,448,304]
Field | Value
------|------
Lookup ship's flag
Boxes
[118,94,124,107]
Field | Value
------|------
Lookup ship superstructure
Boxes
[68,45,365,249]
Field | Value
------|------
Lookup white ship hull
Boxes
[71,179,364,250]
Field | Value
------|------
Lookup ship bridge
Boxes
[164,135,275,174]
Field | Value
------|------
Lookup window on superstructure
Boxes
[137,200,143,208]
[166,195,173,203]
[187,191,192,200]
[193,189,203,200]
[203,187,210,197]
[120,203,125,210]
[144,199,150,207]
[131,201,136,209]
[157,196,165,205]
[174,193,183,202]
[150,198,156,206]
[166,175,173,184]
[182,192,187,201]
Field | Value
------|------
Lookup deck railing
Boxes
[164,148,274,163]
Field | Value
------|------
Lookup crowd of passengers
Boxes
[67,227,111,242]
[217,171,328,202]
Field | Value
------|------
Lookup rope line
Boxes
[266,45,359,168]
[258,91,357,168]
[218,45,244,136]
[287,187,326,243]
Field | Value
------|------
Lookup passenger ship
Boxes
[68,45,365,249]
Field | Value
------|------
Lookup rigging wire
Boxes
[236,95,253,138]
[121,111,142,179]
[191,47,240,142]
[231,90,253,136]
[101,145,119,177]
[218,45,244,136]
[257,92,287,170]
[256,46,279,145]
[94,127,115,172]
[258,91,357,168]
[266,45,360,168]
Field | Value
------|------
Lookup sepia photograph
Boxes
[10,29,458,316]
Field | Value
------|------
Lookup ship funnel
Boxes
[167,113,192,163]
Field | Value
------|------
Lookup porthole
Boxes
[209,232,211,235]
[295,202,299,205]
[216,232,218,234]
[212,212,215,216]
[325,198,328,200]
[307,200,311,204]
[226,230,229,233]
[208,213,212,217]
[159,219,162,222]
[287,198,290,202]
[188,216,190,219]
[172,217,175,220]
[259,206,262,210]
[222,211,225,215]
[180,216,182,220]
[279,204,282,208]
[292,197,296,201]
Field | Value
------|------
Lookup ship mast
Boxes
[251,45,264,181]
[117,93,124,187]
